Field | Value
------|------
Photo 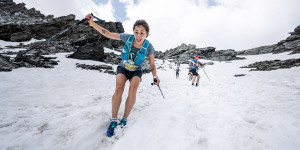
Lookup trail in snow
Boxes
[0,52,300,150]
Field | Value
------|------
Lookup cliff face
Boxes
[0,0,125,51]
[0,0,125,72]
[0,0,49,25]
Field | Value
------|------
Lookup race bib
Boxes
[123,60,137,71]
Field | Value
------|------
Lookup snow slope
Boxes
[0,51,300,150]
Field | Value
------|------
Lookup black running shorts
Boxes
[190,69,199,76]
[116,66,142,81]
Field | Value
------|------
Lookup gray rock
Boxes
[291,25,300,34]
[0,54,15,71]
[75,63,116,75]
[273,45,285,54]
[283,39,300,50]
[158,43,242,62]
[10,31,31,42]
[0,0,45,25]
[234,74,246,77]
[68,43,105,61]
[259,45,275,54]
[238,45,275,55]
[286,35,300,41]
[104,70,116,75]
[241,58,300,71]
[277,40,286,45]
[11,53,58,69]
[289,44,300,54]
[205,49,243,61]
[76,63,113,70]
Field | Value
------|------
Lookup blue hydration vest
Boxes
[121,34,150,71]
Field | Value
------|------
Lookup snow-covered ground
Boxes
[0,50,300,150]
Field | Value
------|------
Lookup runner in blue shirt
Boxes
[189,55,201,86]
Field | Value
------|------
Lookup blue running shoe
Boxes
[106,121,117,137]
[119,119,127,127]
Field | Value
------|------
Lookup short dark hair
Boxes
[133,20,150,37]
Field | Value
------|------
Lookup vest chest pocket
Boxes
[121,47,129,60]
[134,51,146,65]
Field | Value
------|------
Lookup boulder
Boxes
[68,43,105,61]
[0,54,15,71]
[12,53,58,69]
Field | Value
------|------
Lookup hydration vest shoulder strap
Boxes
[126,35,135,51]
[139,39,150,53]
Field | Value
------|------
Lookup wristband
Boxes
[153,75,158,79]
[91,22,95,26]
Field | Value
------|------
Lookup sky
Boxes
[13,0,300,52]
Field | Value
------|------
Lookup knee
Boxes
[129,85,139,93]
[115,85,124,94]
[128,85,139,96]
[127,91,137,99]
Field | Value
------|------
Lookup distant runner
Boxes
[175,67,181,79]
[189,55,201,87]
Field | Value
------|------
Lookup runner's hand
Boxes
[154,78,160,85]
[85,14,94,24]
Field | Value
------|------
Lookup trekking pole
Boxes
[151,82,165,99]
[17,18,87,56]
[91,13,103,21]
[199,64,211,81]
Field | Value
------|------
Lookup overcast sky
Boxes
[14,0,300,52]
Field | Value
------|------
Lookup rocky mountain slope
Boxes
[156,25,300,63]
[0,0,124,72]
[238,26,300,55]
[0,0,299,72]
[154,25,300,71]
